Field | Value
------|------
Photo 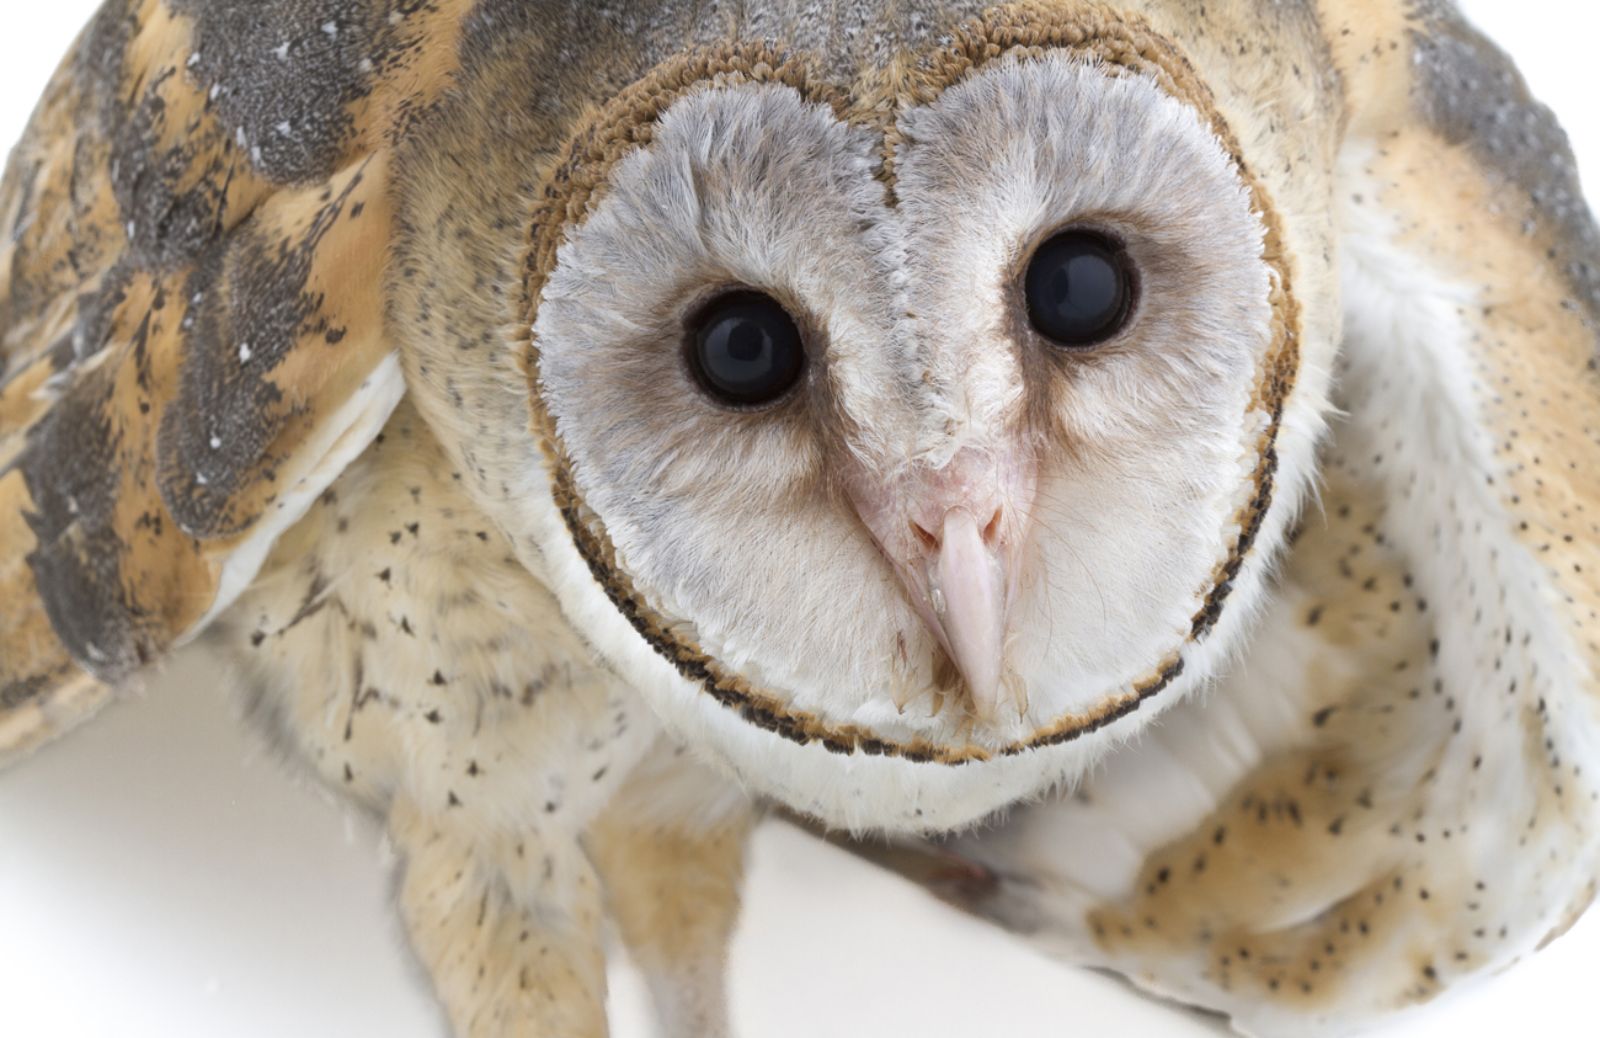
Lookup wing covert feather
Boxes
[0,0,473,761]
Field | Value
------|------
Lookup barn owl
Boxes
[1,1,1596,1036]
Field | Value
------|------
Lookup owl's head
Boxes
[516,12,1329,831]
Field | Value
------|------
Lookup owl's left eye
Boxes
[686,291,806,407]
[1023,231,1135,348]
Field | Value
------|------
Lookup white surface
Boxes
[4,3,1600,1037]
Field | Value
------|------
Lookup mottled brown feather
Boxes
[0,0,468,761]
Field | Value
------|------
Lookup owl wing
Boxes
[0,0,475,763]
[845,3,1600,1034]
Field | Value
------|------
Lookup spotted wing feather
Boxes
[0,0,473,763]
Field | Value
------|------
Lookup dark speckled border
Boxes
[517,4,1300,766]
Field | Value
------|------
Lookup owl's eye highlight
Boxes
[687,291,806,407]
[1023,231,1134,347]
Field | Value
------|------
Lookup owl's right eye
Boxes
[686,291,806,408]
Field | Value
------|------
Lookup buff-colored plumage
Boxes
[1,2,1596,1036]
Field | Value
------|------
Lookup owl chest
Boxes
[215,404,659,831]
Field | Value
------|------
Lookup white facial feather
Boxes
[538,83,920,717]
[895,55,1277,719]
[530,56,1315,830]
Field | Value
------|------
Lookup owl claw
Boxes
[1004,668,1030,719]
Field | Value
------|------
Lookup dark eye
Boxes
[1023,231,1134,347]
[686,291,807,407]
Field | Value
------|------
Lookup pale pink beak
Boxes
[851,448,1038,721]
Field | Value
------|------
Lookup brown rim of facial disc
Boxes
[515,2,1301,767]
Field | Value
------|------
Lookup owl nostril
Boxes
[911,521,941,552]
[982,507,1003,545]
[912,508,1004,553]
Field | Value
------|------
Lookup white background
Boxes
[2,4,1598,1037]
